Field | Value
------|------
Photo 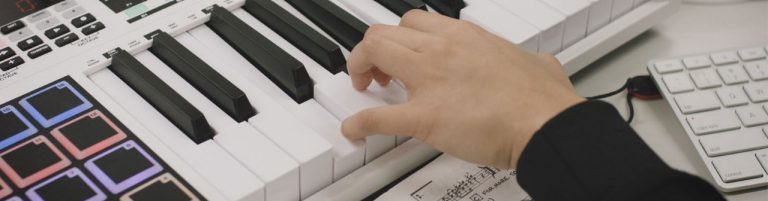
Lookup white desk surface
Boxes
[571,1,768,200]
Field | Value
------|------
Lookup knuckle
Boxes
[361,35,384,54]
[400,9,425,25]
[355,109,377,131]
[365,24,386,37]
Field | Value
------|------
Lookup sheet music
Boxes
[377,154,532,201]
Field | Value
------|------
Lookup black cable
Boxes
[586,78,636,124]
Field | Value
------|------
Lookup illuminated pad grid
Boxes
[0,77,204,200]
[0,106,38,151]
[20,81,93,128]
[25,168,106,201]
[51,110,127,160]
[121,173,200,201]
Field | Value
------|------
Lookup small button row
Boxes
[656,47,768,74]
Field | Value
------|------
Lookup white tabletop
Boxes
[571,1,768,200]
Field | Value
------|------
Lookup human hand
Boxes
[342,10,585,169]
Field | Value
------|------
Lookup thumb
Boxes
[342,104,423,140]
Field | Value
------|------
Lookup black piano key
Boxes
[424,0,465,19]
[375,0,427,16]
[149,32,257,122]
[207,5,313,103]
[109,50,214,144]
[285,0,368,51]
[243,0,346,74]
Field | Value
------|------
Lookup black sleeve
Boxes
[516,101,725,201]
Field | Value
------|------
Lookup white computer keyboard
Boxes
[649,45,768,192]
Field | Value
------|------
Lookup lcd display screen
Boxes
[0,0,63,26]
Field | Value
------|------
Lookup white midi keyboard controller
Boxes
[0,0,678,200]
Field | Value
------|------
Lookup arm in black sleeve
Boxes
[516,101,725,201]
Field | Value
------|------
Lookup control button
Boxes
[712,154,764,183]
[0,57,24,72]
[7,28,33,42]
[84,141,163,194]
[62,6,87,20]
[27,10,52,24]
[0,177,11,199]
[54,0,79,12]
[54,33,79,47]
[121,173,199,201]
[0,106,37,151]
[28,45,52,59]
[25,168,106,201]
[51,110,127,160]
[45,24,70,39]
[0,47,16,61]
[20,81,93,128]
[1,21,25,35]
[71,13,96,28]
[0,136,71,188]
[17,36,43,51]
[34,17,60,31]
[82,22,105,35]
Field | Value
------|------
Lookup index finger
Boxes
[347,35,420,90]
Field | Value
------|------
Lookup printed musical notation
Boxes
[377,155,532,201]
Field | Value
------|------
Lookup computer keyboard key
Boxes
[285,0,369,50]
[149,32,256,122]
[655,59,684,74]
[686,110,741,135]
[689,69,722,89]
[0,47,16,62]
[682,55,711,70]
[712,154,764,183]
[375,0,427,16]
[717,64,749,85]
[744,61,768,81]
[716,87,749,107]
[0,57,23,72]
[109,50,215,144]
[711,51,740,65]
[674,91,721,114]
[208,6,313,103]
[758,151,768,173]
[738,47,767,61]
[700,129,768,157]
[662,73,695,94]
[735,106,768,127]
[17,36,43,51]
[743,83,768,103]
[243,0,346,74]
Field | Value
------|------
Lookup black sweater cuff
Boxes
[515,101,722,201]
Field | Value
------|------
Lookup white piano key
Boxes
[700,129,768,157]
[587,0,613,34]
[634,0,649,7]
[611,0,633,20]
[461,0,540,52]
[335,0,401,25]
[491,0,565,54]
[89,70,265,201]
[135,51,300,201]
[186,25,365,180]
[176,32,334,198]
[232,9,397,162]
[73,74,227,201]
[538,0,590,48]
